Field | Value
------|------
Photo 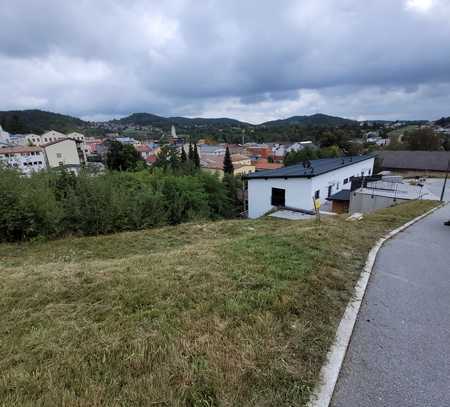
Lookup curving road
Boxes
[331,205,450,407]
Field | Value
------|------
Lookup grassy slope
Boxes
[0,201,436,406]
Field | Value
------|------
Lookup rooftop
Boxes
[379,150,450,172]
[245,155,374,179]
[0,146,43,154]
[326,189,351,201]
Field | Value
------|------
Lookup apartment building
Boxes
[0,146,47,175]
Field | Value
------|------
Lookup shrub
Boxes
[0,167,235,242]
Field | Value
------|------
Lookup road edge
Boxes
[307,203,444,407]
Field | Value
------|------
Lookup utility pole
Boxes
[440,160,450,202]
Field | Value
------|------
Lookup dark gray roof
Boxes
[379,151,450,172]
[245,155,374,179]
[326,189,351,201]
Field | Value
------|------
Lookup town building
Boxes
[85,138,103,155]
[252,159,284,171]
[0,146,47,175]
[0,125,10,144]
[201,153,255,177]
[42,138,83,172]
[286,141,316,153]
[378,151,450,176]
[25,130,66,146]
[135,144,153,160]
[245,155,375,218]
[115,137,139,146]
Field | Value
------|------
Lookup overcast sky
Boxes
[0,0,449,123]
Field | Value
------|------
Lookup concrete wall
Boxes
[349,191,409,214]
[45,139,80,168]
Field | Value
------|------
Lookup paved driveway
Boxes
[422,178,450,201]
[331,205,450,407]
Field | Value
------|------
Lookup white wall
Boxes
[311,158,375,202]
[247,157,375,218]
[44,139,80,168]
[0,151,47,175]
[248,178,312,218]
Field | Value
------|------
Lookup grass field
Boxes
[0,200,437,406]
[387,124,419,141]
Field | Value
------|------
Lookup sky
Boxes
[0,0,449,124]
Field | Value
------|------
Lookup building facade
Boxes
[43,138,81,170]
[0,146,47,175]
[246,155,375,218]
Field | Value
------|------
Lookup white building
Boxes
[43,138,82,172]
[286,141,316,153]
[25,130,66,146]
[245,155,375,218]
[0,125,10,144]
[0,146,47,175]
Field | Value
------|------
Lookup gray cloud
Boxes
[0,0,449,122]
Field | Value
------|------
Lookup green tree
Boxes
[284,147,318,166]
[223,146,234,174]
[318,145,342,158]
[193,143,200,168]
[188,142,194,161]
[180,146,187,162]
[405,128,441,151]
[222,174,242,217]
[106,141,142,171]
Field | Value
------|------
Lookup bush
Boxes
[0,168,235,242]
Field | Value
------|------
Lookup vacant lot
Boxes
[0,201,436,406]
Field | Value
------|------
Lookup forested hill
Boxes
[0,109,362,136]
[261,113,357,127]
[113,113,248,127]
[0,110,86,134]
[435,116,450,127]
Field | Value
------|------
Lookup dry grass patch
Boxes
[0,200,437,406]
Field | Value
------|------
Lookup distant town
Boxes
[1,110,450,180]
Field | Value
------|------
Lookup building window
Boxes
[56,153,62,158]
[314,190,320,199]
[368,169,371,175]
[344,178,349,184]
[361,171,365,176]
[336,182,340,190]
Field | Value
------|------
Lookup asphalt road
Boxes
[331,205,450,407]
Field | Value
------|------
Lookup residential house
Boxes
[271,144,288,162]
[85,138,103,155]
[135,144,152,160]
[286,141,316,153]
[252,159,284,171]
[245,144,272,160]
[116,137,139,146]
[43,138,83,173]
[245,155,375,218]
[26,130,66,146]
[201,153,255,177]
[0,146,47,175]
